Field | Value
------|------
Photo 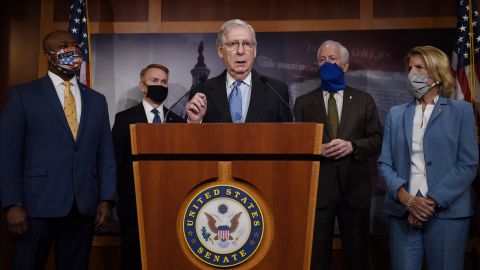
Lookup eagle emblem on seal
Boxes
[204,212,242,241]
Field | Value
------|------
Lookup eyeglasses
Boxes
[223,40,256,51]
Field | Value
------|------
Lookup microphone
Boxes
[259,75,295,122]
[164,76,207,122]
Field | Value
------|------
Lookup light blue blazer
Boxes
[378,96,478,218]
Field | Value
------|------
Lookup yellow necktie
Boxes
[63,81,78,140]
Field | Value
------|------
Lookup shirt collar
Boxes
[226,72,252,88]
[415,95,439,105]
[142,98,164,112]
[323,90,344,98]
[48,70,79,90]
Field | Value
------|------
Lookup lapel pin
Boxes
[349,96,352,100]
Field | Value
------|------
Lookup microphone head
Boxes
[259,75,268,84]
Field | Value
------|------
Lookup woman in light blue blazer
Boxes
[378,45,479,270]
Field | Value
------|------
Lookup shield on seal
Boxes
[217,225,230,241]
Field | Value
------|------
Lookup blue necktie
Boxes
[229,81,243,123]
[151,108,161,123]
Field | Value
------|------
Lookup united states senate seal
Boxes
[183,185,264,267]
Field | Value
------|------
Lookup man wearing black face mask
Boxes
[294,40,383,270]
[0,30,116,270]
[111,63,185,270]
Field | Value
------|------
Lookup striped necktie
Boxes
[63,81,78,140]
[229,81,243,123]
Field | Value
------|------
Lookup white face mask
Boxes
[406,73,440,99]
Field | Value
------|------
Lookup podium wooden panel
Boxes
[131,123,322,269]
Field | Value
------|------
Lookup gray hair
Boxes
[317,40,350,64]
[216,19,257,48]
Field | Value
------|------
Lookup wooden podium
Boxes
[130,123,322,269]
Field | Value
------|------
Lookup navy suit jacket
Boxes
[190,69,292,122]
[0,75,116,217]
[378,97,478,218]
[112,103,184,218]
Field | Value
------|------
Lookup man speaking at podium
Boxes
[112,63,184,270]
[185,19,292,123]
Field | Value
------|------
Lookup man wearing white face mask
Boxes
[378,46,478,270]
[294,40,383,270]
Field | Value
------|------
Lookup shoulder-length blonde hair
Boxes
[405,46,455,97]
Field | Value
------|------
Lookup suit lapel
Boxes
[337,88,353,138]
[245,71,268,122]
[403,99,416,157]
[427,96,447,127]
[208,71,232,122]
[38,76,73,140]
[76,83,90,143]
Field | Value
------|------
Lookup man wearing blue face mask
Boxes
[294,40,383,270]
[111,63,185,270]
[0,30,116,270]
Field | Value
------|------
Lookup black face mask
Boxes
[146,85,168,104]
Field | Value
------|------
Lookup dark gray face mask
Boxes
[406,73,440,99]
[146,85,168,104]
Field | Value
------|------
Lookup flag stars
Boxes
[458,36,464,43]
[463,14,469,21]
[464,52,469,58]
[82,17,87,23]
[473,21,478,27]
[82,33,87,38]
[475,47,480,54]
[475,11,479,17]
[77,8,82,14]
[477,35,480,42]
[71,27,78,33]
[467,42,471,48]
[460,25,467,32]
[74,18,80,24]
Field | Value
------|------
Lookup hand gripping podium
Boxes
[130,123,322,269]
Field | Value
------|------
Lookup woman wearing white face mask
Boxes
[378,45,479,270]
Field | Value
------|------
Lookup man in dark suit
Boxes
[112,63,184,270]
[0,30,116,270]
[186,19,292,123]
[294,40,383,270]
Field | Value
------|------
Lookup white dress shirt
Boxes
[226,72,252,123]
[323,90,344,120]
[48,71,82,125]
[142,98,165,123]
[409,95,439,196]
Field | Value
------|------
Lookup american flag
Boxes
[68,0,91,87]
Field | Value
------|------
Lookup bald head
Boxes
[43,30,76,52]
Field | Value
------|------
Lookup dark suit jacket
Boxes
[294,87,383,208]
[191,69,292,122]
[112,103,184,221]
[0,76,116,217]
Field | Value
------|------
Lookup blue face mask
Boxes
[319,62,345,92]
